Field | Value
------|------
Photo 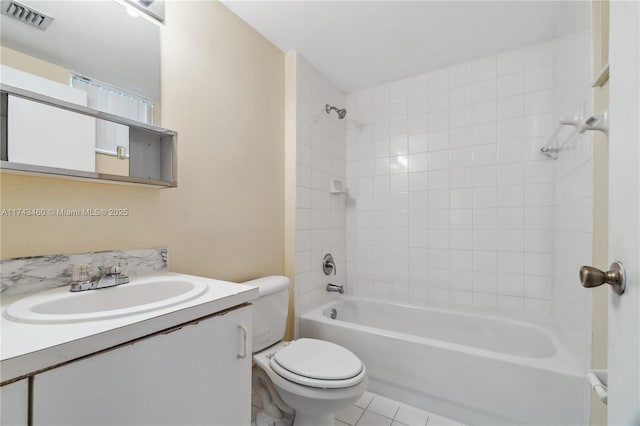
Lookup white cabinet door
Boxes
[32,305,252,426]
[0,379,29,426]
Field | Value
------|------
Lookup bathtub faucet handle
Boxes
[326,283,344,294]
[323,253,336,275]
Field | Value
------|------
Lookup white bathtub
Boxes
[300,298,585,426]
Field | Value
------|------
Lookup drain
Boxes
[330,308,337,319]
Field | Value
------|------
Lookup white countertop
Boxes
[0,272,259,383]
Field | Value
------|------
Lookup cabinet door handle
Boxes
[237,325,248,359]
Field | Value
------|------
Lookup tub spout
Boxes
[326,283,344,294]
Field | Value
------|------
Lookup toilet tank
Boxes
[243,276,289,353]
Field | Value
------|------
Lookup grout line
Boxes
[354,405,367,426]
[389,403,401,423]
[361,397,374,411]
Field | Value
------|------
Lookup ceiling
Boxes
[222,1,588,93]
[1,1,160,99]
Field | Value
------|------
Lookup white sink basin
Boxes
[4,276,208,324]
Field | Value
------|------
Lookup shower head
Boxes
[326,104,347,119]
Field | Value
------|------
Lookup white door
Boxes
[607,2,640,424]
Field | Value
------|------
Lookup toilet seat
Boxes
[269,339,366,389]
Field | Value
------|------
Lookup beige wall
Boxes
[1,1,286,286]
[0,46,70,84]
[95,153,129,176]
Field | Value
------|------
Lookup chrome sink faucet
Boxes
[70,262,129,292]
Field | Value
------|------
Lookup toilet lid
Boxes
[272,338,363,381]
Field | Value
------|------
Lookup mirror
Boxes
[0,0,160,119]
[0,0,173,186]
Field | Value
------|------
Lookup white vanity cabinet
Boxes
[31,305,252,426]
[0,378,29,426]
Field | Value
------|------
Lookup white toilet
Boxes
[246,276,367,426]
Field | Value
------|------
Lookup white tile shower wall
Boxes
[345,41,563,319]
[552,30,593,364]
[294,55,347,331]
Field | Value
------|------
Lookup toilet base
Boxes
[255,411,292,426]
[293,411,334,426]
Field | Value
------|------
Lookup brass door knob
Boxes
[579,261,626,295]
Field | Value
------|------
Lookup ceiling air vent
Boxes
[1,0,53,30]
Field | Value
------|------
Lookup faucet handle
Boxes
[72,264,92,283]
[111,259,128,275]
[323,253,336,275]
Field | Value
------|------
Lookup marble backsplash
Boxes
[1,248,167,296]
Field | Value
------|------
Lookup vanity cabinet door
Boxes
[1,379,29,426]
[32,305,252,426]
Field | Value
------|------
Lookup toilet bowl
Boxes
[245,276,367,426]
[254,340,367,426]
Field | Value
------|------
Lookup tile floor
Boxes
[251,391,464,426]
[336,392,463,426]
